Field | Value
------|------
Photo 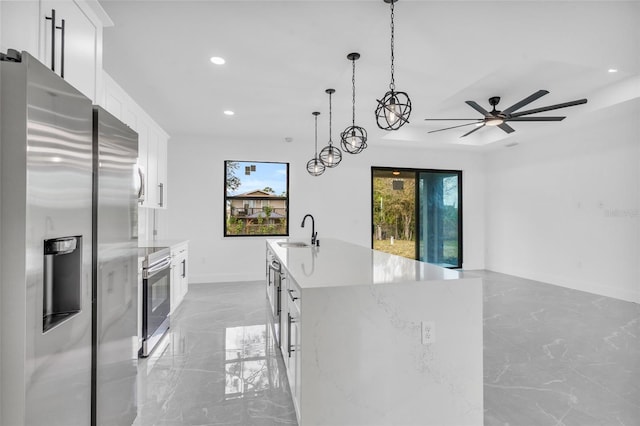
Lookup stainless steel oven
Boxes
[140,247,171,357]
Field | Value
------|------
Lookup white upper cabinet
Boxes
[101,71,169,210]
[146,129,159,207]
[40,1,97,100]
[0,0,110,103]
[1,1,169,210]
[156,131,168,209]
[0,2,41,58]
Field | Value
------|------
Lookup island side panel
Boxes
[299,278,483,426]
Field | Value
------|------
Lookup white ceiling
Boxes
[100,0,640,150]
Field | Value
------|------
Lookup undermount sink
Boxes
[277,241,309,248]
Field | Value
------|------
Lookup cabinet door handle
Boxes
[276,284,281,315]
[181,259,186,278]
[288,288,299,301]
[56,19,65,78]
[287,313,294,358]
[158,183,164,207]
[45,9,56,72]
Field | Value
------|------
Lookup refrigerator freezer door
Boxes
[93,106,139,426]
[1,52,93,425]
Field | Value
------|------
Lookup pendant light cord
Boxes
[351,59,356,126]
[389,0,395,91]
[328,91,333,144]
[314,114,319,156]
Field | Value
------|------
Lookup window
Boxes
[225,161,289,236]
[372,167,462,268]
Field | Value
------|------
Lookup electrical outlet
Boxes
[421,321,435,345]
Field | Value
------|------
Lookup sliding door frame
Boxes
[371,167,463,269]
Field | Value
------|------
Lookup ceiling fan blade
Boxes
[427,121,482,134]
[498,122,515,134]
[510,99,587,117]
[501,90,549,115]
[508,116,566,121]
[424,118,481,121]
[461,123,485,137]
[465,100,490,116]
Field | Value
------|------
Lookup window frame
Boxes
[370,167,463,269]
[224,160,290,238]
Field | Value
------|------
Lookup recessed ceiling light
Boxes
[210,56,226,65]
[223,110,234,116]
[608,68,618,73]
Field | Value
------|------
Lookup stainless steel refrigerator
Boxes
[1,51,138,426]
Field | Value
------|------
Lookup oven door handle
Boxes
[269,260,280,271]
[145,257,172,279]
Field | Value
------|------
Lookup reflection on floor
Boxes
[134,281,297,426]
[134,271,640,426]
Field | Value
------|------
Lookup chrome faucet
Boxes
[301,214,317,246]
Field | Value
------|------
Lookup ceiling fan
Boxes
[424,90,587,137]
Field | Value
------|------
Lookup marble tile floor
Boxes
[133,270,640,426]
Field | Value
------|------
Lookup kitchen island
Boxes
[266,238,483,426]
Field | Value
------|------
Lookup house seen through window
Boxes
[225,161,289,236]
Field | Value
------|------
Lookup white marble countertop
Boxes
[267,238,464,289]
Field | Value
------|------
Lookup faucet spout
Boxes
[301,214,316,245]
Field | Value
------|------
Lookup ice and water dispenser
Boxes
[43,236,83,332]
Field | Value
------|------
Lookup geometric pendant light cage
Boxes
[340,52,367,154]
[319,88,342,168]
[375,0,412,131]
[307,111,326,176]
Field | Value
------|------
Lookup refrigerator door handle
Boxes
[137,166,145,204]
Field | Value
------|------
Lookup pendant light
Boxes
[306,112,326,176]
[340,52,367,154]
[319,88,342,167]
[375,0,412,131]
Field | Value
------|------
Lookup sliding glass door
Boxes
[418,171,461,268]
[372,168,462,268]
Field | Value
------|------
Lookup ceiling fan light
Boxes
[486,117,504,126]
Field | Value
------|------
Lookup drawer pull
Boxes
[287,289,298,301]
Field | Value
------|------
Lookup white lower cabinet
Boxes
[170,242,188,313]
[282,270,302,419]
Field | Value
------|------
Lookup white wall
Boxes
[165,134,486,283]
[485,83,640,303]
[164,79,639,303]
